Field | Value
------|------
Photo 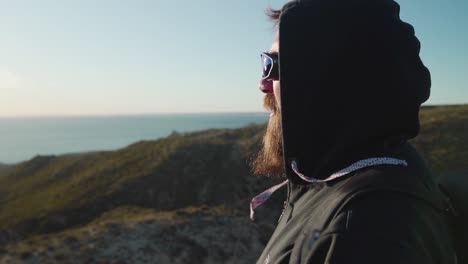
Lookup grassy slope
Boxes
[0,105,467,246]
[411,105,468,175]
[0,124,282,243]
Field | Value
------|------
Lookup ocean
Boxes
[0,113,269,164]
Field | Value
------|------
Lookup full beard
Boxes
[252,93,285,178]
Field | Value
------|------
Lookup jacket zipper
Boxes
[277,200,288,223]
[278,182,292,223]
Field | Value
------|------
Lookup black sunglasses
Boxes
[261,52,279,81]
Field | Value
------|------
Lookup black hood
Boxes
[278,0,431,184]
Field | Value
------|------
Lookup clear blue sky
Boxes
[0,0,466,117]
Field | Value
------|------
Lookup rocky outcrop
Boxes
[1,206,277,264]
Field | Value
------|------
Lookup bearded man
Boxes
[251,0,457,263]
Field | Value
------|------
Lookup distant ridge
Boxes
[0,163,12,175]
[0,112,270,164]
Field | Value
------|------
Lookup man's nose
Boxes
[259,79,273,94]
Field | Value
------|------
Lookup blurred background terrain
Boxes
[0,104,467,263]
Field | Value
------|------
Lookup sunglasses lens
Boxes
[261,54,273,79]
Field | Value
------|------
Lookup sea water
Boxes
[0,113,269,164]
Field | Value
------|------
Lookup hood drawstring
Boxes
[250,157,408,221]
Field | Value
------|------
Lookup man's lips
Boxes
[259,79,273,94]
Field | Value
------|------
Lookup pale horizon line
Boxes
[1,102,467,119]
[0,111,271,119]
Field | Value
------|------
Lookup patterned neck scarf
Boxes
[250,157,408,221]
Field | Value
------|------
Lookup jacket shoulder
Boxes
[292,191,456,264]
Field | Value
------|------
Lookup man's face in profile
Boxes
[252,34,285,177]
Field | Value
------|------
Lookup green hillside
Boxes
[0,104,467,263]
[411,105,468,175]
[0,124,282,245]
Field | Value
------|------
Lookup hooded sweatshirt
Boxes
[254,0,457,263]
